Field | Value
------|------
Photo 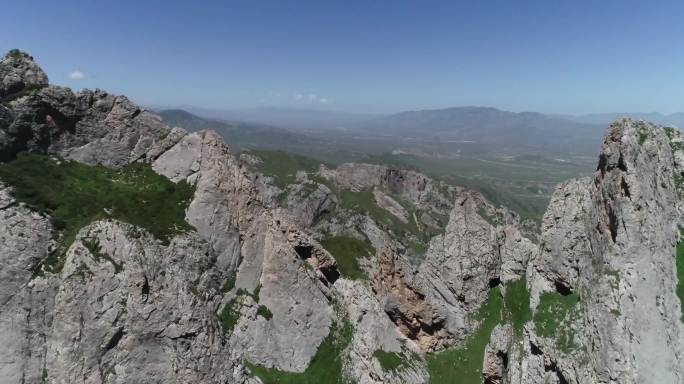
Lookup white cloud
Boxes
[293,93,330,104]
[68,71,85,80]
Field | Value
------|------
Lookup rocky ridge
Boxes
[0,50,682,384]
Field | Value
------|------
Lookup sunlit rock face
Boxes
[1,51,683,384]
[516,119,684,384]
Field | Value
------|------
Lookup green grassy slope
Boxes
[0,153,195,274]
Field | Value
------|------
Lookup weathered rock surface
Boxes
[2,82,170,165]
[152,130,339,373]
[0,184,52,306]
[337,279,428,384]
[482,324,512,384]
[373,190,410,223]
[282,181,337,227]
[372,247,448,351]
[515,119,684,384]
[413,193,501,347]
[0,50,48,99]
[319,162,453,214]
[2,50,683,384]
[46,221,238,383]
[365,188,534,352]
[0,184,54,383]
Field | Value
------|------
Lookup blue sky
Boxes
[1,0,683,114]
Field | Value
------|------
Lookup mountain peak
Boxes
[3,48,33,61]
[0,49,49,99]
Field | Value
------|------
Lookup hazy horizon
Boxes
[150,103,684,118]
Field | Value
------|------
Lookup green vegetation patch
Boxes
[246,315,354,384]
[252,285,261,301]
[503,278,532,334]
[219,299,241,334]
[299,182,320,198]
[664,127,684,195]
[337,189,427,250]
[427,279,532,383]
[7,48,23,58]
[0,153,195,275]
[373,349,412,372]
[235,285,261,302]
[675,173,684,195]
[222,274,236,293]
[427,287,503,384]
[533,291,581,353]
[320,236,375,280]
[533,292,580,336]
[257,305,273,320]
[677,228,684,323]
[220,286,268,333]
[247,150,324,189]
[82,238,123,274]
[664,127,684,152]
[638,127,649,145]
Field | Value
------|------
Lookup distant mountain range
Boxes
[156,109,325,151]
[155,106,683,157]
[352,106,603,155]
[156,106,374,132]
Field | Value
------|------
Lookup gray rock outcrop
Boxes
[517,119,684,384]
[0,50,48,99]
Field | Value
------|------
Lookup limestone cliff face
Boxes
[509,119,684,384]
[413,193,535,350]
[1,50,683,384]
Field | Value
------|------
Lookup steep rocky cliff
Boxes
[0,50,682,384]
[510,119,684,384]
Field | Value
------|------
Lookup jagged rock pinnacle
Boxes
[0,49,48,99]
